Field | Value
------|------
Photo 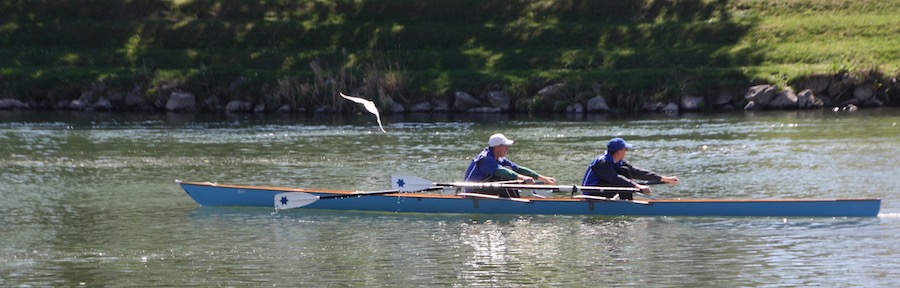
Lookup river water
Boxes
[1,109,898,287]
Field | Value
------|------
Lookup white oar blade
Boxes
[391,175,437,192]
[274,192,319,210]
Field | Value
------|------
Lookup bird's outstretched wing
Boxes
[340,92,387,133]
[339,92,370,105]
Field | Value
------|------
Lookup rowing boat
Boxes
[177,177,881,217]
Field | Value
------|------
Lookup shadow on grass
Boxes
[1,0,764,110]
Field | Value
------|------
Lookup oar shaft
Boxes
[436,182,639,192]
[319,189,398,200]
[320,187,442,200]
[278,187,445,210]
[392,175,656,199]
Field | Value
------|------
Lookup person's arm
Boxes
[489,159,546,184]
[621,160,662,182]
[592,160,639,187]
[487,166,534,183]
[510,166,556,184]
[622,160,679,184]
[587,159,654,194]
[512,166,539,179]
[504,158,557,184]
[493,167,520,179]
[659,176,680,184]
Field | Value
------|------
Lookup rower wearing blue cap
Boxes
[581,137,680,199]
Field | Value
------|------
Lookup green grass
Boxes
[1,0,898,111]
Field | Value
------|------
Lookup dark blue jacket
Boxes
[582,152,662,188]
[464,147,522,182]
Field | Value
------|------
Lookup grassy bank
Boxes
[1,0,898,112]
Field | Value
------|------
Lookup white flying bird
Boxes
[340,92,386,133]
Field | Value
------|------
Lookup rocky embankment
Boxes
[1,73,897,114]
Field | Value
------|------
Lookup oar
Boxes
[392,175,655,199]
[390,175,521,192]
[274,188,440,210]
[457,192,532,203]
[573,194,650,205]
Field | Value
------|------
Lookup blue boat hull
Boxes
[178,181,881,217]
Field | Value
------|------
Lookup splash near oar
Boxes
[339,92,386,133]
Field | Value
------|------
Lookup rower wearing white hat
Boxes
[463,133,557,197]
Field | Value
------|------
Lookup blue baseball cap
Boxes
[607,137,633,152]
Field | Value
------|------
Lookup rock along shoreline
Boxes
[1,73,897,115]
